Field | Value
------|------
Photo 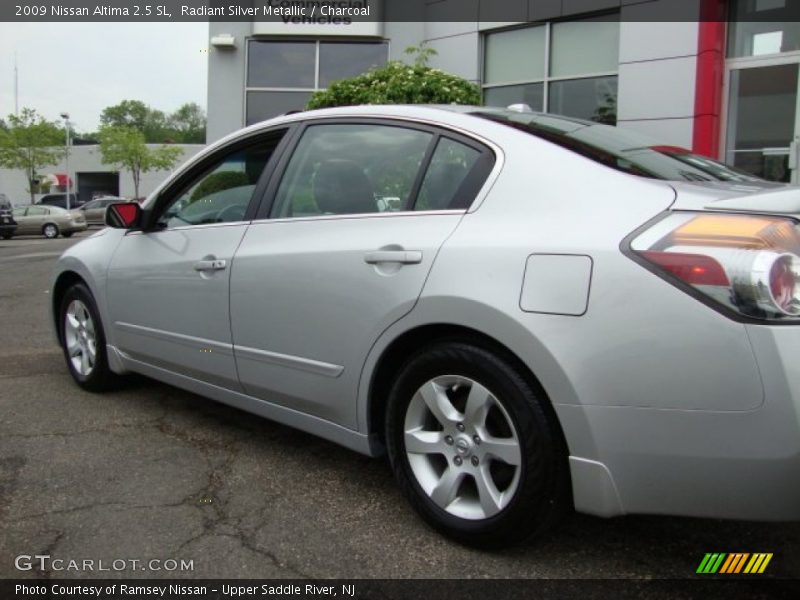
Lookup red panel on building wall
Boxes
[692,1,727,158]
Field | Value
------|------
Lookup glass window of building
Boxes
[483,16,620,124]
[246,40,388,126]
[728,0,800,58]
[726,1,800,182]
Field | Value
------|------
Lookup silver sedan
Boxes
[50,105,800,547]
[12,205,87,238]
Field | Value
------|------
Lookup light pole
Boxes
[60,112,71,209]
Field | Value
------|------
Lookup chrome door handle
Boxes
[194,259,227,272]
[364,250,423,265]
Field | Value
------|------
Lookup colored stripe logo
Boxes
[697,553,773,574]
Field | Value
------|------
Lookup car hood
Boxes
[669,180,800,219]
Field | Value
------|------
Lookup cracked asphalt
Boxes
[1,231,799,582]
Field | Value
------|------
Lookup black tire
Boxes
[1,234,11,240]
[386,342,570,548]
[59,283,120,392]
[62,232,73,238]
[43,223,59,239]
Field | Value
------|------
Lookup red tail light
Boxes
[641,251,729,286]
[630,213,800,321]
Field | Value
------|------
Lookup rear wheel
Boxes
[43,223,59,239]
[386,342,570,547]
[59,283,119,392]
[1,234,11,240]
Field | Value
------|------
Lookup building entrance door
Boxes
[725,58,800,183]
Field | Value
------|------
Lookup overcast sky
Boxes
[0,22,209,133]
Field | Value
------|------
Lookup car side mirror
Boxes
[105,202,142,229]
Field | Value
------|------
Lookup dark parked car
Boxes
[38,193,86,209]
[0,194,17,239]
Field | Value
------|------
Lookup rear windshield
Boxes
[474,111,761,183]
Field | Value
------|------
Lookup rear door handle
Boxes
[364,250,423,265]
[194,259,227,272]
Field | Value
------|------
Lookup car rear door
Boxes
[229,120,496,428]
[24,206,47,234]
[105,127,292,389]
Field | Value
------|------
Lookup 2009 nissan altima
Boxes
[51,105,800,547]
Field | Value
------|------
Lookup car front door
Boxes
[229,121,495,427]
[11,208,28,234]
[80,200,101,224]
[105,128,290,388]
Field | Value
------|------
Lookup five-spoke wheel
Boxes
[59,283,119,391]
[387,342,570,547]
[64,299,97,377]
[404,375,521,520]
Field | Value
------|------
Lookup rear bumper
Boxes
[559,325,800,521]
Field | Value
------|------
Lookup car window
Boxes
[27,206,47,216]
[81,200,98,210]
[12,207,26,217]
[475,110,762,183]
[156,135,282,229]
[415,138,482,211]
[271,124,433,218]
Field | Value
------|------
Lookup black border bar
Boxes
[4,0,800,23]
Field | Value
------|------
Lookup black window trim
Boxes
[251,117,497,221]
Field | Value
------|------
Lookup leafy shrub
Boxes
[307,59,481,110]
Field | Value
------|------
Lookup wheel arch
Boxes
[52,270,88,344]
[366,322,570,457]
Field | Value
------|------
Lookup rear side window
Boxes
[415,138,482,211]
[271,124,433,218]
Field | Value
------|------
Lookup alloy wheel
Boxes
[403,375,522,520]
[64,299,97,376]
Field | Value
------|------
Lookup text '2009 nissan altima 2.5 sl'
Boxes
[51,105,800,547]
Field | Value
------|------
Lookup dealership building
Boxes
[206,0,800,183]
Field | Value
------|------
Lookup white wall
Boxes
[0,144,204,205]
[615,1,702,148]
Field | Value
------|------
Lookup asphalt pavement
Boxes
[0,231,798,584]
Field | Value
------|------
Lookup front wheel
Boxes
[386,342,570,547]
[59,283,119,392]
[43,223,59,238]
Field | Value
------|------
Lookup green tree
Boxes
[0,108,64,204]
[98,126,182,200]
[307,45,480,110]
[100,100,170,143]
[169,102,206,144]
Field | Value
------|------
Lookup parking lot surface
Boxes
[1,231,798,582]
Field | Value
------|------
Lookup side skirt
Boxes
[110,344,378,457]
